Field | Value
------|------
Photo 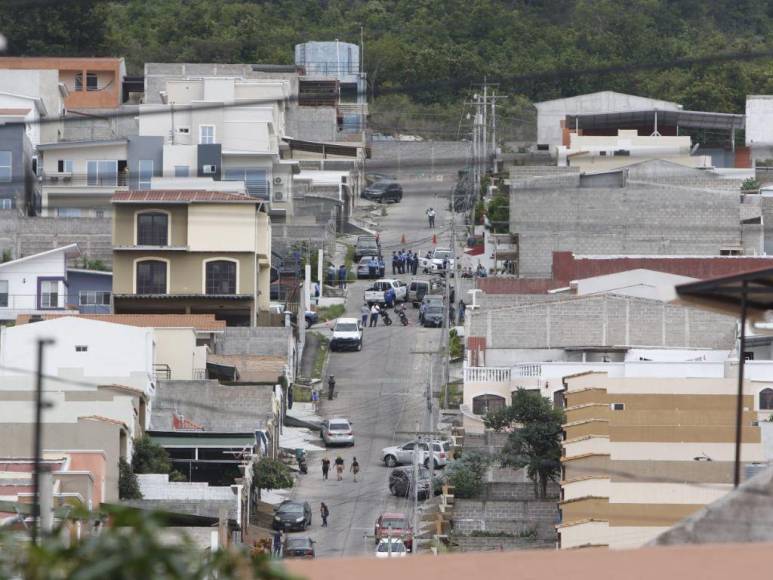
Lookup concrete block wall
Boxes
[369,141,471,179]
[137,473,235,501]
[452,498,558,538]
[452,535,554,551]
[215,327,293,358]
[0,212,113,265]
[511,185,744,278]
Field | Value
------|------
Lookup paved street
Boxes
[285,180,456,558]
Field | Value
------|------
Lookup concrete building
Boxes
[0,57,127,110]
[745,95,773,166]
[559,371,764,549]
[534,91,682,150]
[66,267,113,314]
[0,69,66,144]
[0,99,44,214]
[509,175,752,278]
[111,190,271,326]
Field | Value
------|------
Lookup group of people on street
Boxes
[327,264,349,288]
[320,455,360,482]
[392,250,420,275]
[367,256,385,278]
[362,303,382,327]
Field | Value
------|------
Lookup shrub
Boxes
[446,451,490,499]
[118,458,142,500]
[252,457,294,492]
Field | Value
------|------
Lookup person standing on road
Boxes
[335,456,345,480]
[385,286,395,308]
[351,457,360,482]
[368,256,378,279]
[273,529,282,556]
[322,456,330,480]
[378,256,385,277]
[338,264,347,289]
[459,299,466,323]
[391,251,398,275]
[369,303,380,327]
[411,252,419,275]
[427,207,436,228]
[320,502,330,527]
[360,303,369,328]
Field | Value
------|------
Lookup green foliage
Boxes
[491,390,565,499]
[473,200,486,225]
[316,303,346,322]
[486,195,510,233]
[118,458,142,500]
[0,507,291,579]
[80,256,109,271]
[252,458,294,492]
[0,249,11,263]
[446,451,491,499]
[132,435,175,475]
[742,178,761,191]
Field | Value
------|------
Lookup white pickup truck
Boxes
[420,248,455,274]
[364,279,408,305]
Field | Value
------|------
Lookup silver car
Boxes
[321,418,354,447]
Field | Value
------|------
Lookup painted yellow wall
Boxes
[187,204,257,252]
[153,327,197,380]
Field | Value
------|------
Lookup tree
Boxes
[486,195,510,234]
[486,389,565,499]
[80,256,109,271]
[446,451,491,499]
[131,435,184,481]
[118,458,142,500]
[252,458,294,494]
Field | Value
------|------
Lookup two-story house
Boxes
[111,190,271,326]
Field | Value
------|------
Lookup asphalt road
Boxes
[285,183,452,558]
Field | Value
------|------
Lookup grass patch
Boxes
[442,381,463,409]
[310,332,330,380]
[316,304,346,322]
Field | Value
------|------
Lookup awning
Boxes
[675,265,773,320]
[566,109,745,132]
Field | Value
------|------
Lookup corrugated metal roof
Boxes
[112,190,257,203]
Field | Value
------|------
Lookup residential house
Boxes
[66,267,113,314]
[0,57,127,110]
[111,190,271,326]
[0,69,67,144]
[559,370,765,550]
[0,97,46,214]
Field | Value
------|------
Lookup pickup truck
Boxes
[419,248,455,274]
[364,279,407,306]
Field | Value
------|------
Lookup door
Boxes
[397,442,415,464]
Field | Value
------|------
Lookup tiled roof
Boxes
[207,354,285,383]
[0,108,31,115]
[112,190,256,203]
[78,415,127,427]
[15,313,226,332]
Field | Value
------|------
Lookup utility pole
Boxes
[490,90,496,173]
[482,79,488,179]
[32,338,54,545]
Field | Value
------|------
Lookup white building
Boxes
[0,244,80,321]
[746,95,773,165]
[535,91,682,150]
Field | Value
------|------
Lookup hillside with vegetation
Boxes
[2,0,773,135]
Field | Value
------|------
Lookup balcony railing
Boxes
[464,366,511,383]
[41,172,128,187]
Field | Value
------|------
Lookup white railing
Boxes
[513,363,542,377]
[463,366,511,383]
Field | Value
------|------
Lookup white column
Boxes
[304,264,312,313]
[317,249,324,299]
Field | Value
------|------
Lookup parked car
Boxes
[364,279,408,306]
[374,513,413,551]
[330,317,363,352]
[355,238,381,261]
[420,248,455,274]
[304,310,319,329]
[362,181,403,203]
[375,538,408,558]
[321,417,355,446]
[388,466,437,500]
[283,536,315,559]
[382,440,451,469]
[422,304,445,328]
[356,256,385,279]
[273,501,312,531]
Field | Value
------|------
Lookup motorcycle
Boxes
[381,309,393,326]
[295,448,308,474]
[396,307,409,326]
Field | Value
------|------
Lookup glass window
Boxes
[0,280,7,307]
[56,208,82,218]
[760,388,773,410]
[75,72,98,91]
[174,165,189,178]
[0,199,12,210]
[472,394,506,415]
[57,159,73,173]
[136,260,167,294]
[79,291,111,306]
[224,167,268,198]
[205,260,237,294]
[0,151,11,183]
[138,160,153,189]
[40,280,59,309]
[199,125,215,145]
[87,160,117,186]
[137,212,168,246]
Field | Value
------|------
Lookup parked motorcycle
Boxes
[295,448,308,474]
[396,307,409,326]
[381,310,393,326]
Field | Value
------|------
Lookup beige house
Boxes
[559,371,764,550]
[111,190,271,326]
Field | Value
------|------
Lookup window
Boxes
[40,280,59,309]
[0,199,12,210]
[0,151,11,183]
[720,248,743,256]
[87,160,118,186]
[176,127,190,135]
[199,125,215,145]
[472,394,506,415]
[79,291,111,306]
[136,260,167,294]
[224,168,269,198]
[138,160,153,189]
[75,72,98,91]
[137,212,169,246]
[174,165,189,178]
[57,160,73,173]
[0,280,7,307]
[205,260,237,294]
[611,403,625,411]
[95,209,105,218]
[56,208,82,217]
[760,388,773,410]
[75,345,88,352]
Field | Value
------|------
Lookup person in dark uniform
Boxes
[322,456,331,480]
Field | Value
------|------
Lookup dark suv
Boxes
[355,238,381,261]
[388,466,440,500]
[362,181,403,203]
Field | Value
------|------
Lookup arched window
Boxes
[137,212,169,246]
[136,260,167,294]
[205,260,237,294]
[472,394,506,416]
[760,388,773,410]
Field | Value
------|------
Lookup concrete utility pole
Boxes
[482,80,488,176]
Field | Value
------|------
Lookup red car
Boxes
[374,512,413,552]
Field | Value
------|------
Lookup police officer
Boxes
[328,375,336,400]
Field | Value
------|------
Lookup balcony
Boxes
[41,172,128,188]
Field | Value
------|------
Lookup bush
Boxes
[118,458,142,500]
[132,435,174,474]
[446,451,490,499]
[252,457,294,493]
[742,178,760,192]
[449,329,463,360]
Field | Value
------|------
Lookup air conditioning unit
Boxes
[274,190,284,201]
[202,165,216,174]
[273,176,283,185]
